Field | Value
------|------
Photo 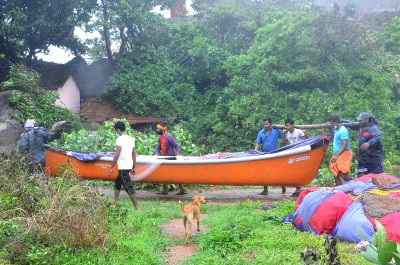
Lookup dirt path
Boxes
[159,213,209,265]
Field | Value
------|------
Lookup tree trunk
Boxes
[101,0,113,61]
[272,122,359,130]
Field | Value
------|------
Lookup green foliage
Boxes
[0,63,41,93]
[4,63,82,129]
[103,58,198,119]
[300,236,341,265]
[361,221,400,265]
[8,90,82,129]
[52,118,205,155]
[0,0,97,59]
[383,17,400,55]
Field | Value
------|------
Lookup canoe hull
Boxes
[44,138,329,186]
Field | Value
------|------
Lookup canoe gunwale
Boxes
[45,136,330,165]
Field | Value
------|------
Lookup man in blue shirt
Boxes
[254,116,284,195]
[328,115,353,186]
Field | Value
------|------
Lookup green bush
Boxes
[4,63,82,130]
[52,118,205,155]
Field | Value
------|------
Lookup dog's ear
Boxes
[192,196,197,200]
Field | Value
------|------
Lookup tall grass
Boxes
[0,152,109,263]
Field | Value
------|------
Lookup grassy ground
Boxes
[0,152,375,264]
[23,199,367,265]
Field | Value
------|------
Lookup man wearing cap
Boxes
[155,123,187,195]
[18,119,49,173]
[356,112,384,176]
[328,115,353,186]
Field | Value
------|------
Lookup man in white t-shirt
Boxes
[282,118,309,197]
[108,121,140,210]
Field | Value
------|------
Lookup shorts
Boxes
[114,170,136,196]
[357,162,384,176]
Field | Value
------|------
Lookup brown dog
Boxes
[179,196,206,241]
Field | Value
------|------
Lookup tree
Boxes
[0,0,97,60]
[87,0,176,60]
[383,16,400,55]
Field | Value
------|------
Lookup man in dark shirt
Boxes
[356,112,384,176]
[18,119,49,173]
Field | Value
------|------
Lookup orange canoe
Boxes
[44,135,330,186]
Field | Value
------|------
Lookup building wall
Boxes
[55,76,80,114]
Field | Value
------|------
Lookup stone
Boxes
[0,119,23,152]
[0,91,23,152]
[48,121,73,141]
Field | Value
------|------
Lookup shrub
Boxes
[4,63,82,130]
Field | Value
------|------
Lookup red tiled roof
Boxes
[80,98,165,124]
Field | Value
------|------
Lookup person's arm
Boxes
[18,132,29,156]
[255,132,262,150]
[42,129,49,144]
[109,145,121,176]
[169,136,180,155]
[361,127,381,150]
[282,130,288,145]
[278,129,284,147]
[303,129,309,139]
[330,139,348,163]
[132,147,136,167]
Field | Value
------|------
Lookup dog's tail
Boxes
[178,200,185,213]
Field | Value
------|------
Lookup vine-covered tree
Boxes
[0,0,97,60]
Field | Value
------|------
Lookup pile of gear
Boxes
[292,174,400,244]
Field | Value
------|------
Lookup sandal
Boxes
[257,192,269,195]
[175,190,188,195]
[156,190,169,195]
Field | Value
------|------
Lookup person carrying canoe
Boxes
[282,118,309,197]
[18,119,49,173]
[254,116,285,195]
[108,121,140,210]
[356,112,384,176]
[155,123,187,195]
[328,115,353,186]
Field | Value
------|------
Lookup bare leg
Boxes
[281,186,286,194]
[162,183,168,192]
[179,184,187,193]
[258,186,269,195]
[334,176,342,186]
[112,188,120,205]
[341,173,352,182]
[130,195,141,211]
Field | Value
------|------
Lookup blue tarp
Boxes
[332,200,375,243]
[70,152,110,162]
[292,190,333,235]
